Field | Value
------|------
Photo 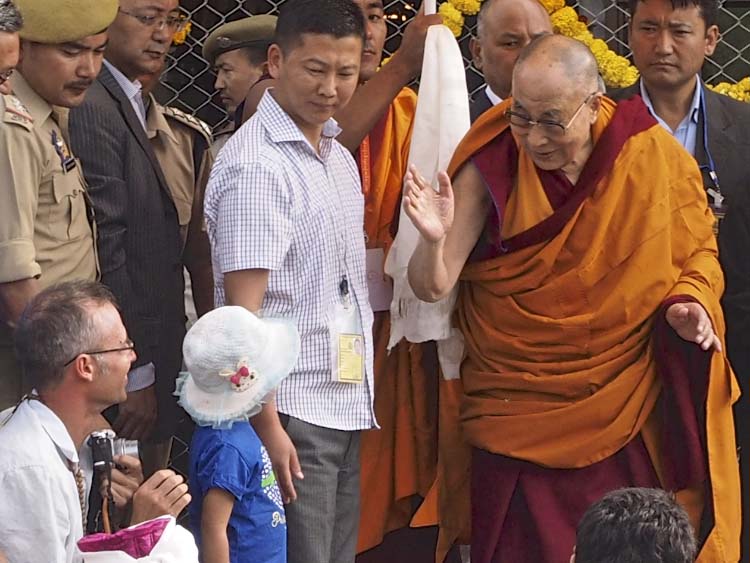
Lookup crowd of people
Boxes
[0,0,745,561]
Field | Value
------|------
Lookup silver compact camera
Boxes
[87,429,140,470]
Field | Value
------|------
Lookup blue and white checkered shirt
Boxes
[204,90,375,431]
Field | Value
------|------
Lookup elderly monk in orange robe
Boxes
[405,35,740,563]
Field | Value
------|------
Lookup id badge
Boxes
[366,248,393,313]
[707,188,727,236]
[330,299,364,384]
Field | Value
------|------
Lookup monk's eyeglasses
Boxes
[63,339,135,367]
[118,9,189,32]
[505,92,598,137]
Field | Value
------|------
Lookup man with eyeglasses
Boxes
[0,281,191,563]
[69,0,186,474]
[0,0,109,412]
[404,34,739,562]
[0,0,21,96]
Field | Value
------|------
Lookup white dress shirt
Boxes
[0,400,85,563]
[205,90,375,431]
[485,84,503,106]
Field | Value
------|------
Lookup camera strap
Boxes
[69,460,88,531]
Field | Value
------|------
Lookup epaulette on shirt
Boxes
[162,105,213,144]
[2,94,33,130]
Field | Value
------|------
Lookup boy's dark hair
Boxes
[627,0,718,29]
[14,280,118,391]
[274,0,365,53]
[575,488,697,563]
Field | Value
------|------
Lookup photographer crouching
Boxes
[0,281,191,562]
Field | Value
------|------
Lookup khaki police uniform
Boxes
[209,121,234,160]
[145,97,213,245]
[144,97,214,322]
[203,15,277,160]
[0,73,98,408]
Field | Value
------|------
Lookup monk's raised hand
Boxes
[665,301,722,352]
[403,164,454,243]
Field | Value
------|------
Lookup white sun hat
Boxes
[175,306,300,428]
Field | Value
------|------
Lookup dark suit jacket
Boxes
[610,82,750,384]
[470,88,495,124]
[69,65,185,438]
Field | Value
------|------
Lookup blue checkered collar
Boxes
[257,88,342,157]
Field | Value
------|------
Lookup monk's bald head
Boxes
[513,35,601,100]
[476,0,549,38]
[508,35,604,175]
[470,0,552,99]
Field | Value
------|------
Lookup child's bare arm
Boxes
[201,488,235,563]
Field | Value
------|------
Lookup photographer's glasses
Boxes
[63,339,135,367]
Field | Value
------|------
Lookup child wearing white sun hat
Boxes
[175,306,300,563]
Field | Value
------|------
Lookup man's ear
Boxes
[570,545,576,563]
[267,44,283,79]
[704,24,720,57]
[469,36,483,71]
[71,354,97,384]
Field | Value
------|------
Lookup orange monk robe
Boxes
[430,97,740,562]
[356,87,439,554]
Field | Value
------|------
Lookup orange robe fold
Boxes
[356,88,439,554]
[432,97,740,562]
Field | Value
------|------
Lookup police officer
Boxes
[141,63,214,321]
[0,0,118,409]
[203,14,276,156]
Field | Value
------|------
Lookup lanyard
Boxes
[359,134,372,199]
[697,86,723,205]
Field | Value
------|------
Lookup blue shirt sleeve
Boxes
[195,440,257,501]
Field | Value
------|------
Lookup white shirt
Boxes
[0,400,85,563]
[639,76,701,156]
[205,90,375,431]
[485,85,503,106]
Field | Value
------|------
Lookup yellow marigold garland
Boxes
[172,20,191,46]
[438,2,464,37]
[706,78,750,102]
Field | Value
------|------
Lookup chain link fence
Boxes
[158,0,750,130]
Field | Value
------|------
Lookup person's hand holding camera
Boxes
[100,455,144,509]
[130,469,191,525]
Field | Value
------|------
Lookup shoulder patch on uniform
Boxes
[2,94,34,129]
[163,105,213,143]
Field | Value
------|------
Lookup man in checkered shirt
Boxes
[204,1,375,562]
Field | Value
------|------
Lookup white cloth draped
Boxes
[384,24,470,379]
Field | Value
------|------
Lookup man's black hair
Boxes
[274,0,365,53]
[575,488,697,563]
[627,0,718,29]
[239,44,271,67]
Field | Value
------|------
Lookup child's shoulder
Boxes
[193,423,264,460]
